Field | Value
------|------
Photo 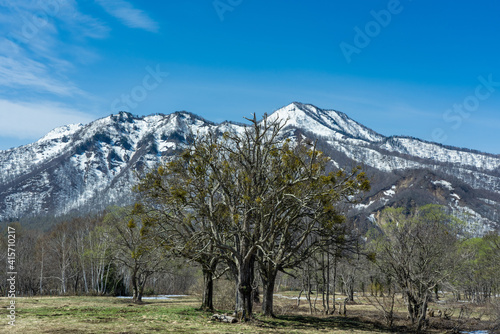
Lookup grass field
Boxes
[0,294,495,333]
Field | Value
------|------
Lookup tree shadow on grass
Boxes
[253,314,412,333]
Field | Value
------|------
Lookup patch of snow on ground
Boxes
[480,198,496,205]
[432,180,454,191]
[384,185,396,197]
[117,295,186,300]
[354,200,375,210]
[274,294,307,300]
[159,141,176,151]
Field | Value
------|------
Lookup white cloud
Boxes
[0,99,94,140]
[0,53,84,96]
[96,0,159,32]
[1,0,109,43]
[0,0,110,100]
[0,0,158,103]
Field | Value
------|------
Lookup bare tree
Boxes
[46,222,75,294]
[70,216,102,294]
[105,206,169,303]
[370,205,462,331]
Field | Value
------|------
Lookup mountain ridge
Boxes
[1,102,499,234]
[4,102,498,157]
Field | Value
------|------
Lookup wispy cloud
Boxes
[0,49,84,96]
[95,0,159,32]
[0,1,108,97]
[0,0,160,150]
[0,99,94,140]
[57,1,110,40]
[0,0,158,101]
[1,1,109,42]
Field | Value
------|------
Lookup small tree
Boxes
[105,206,169,303]
[370,205,462,331]
[134,146,227,311]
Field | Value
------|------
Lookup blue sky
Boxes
[1,0,499,153]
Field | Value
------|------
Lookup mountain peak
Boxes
[38,123,84,144]
[270,102,385,143]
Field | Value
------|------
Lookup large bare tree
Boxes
[135,114,369,319]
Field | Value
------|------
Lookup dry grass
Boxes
[0,293,495,333]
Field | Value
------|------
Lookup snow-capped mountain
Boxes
[1,102,499,234]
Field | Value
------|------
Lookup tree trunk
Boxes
[261,269,277,317]
[305,269,313,314]
[201,268,214,311]
[39,247,44,295]
[132,272,140,303]
[331,256,337,314]
[416,295,429,332]
[321,252,327,314]
[236,258,254,321]
[138,282,144,302]
[326,251,330,314]
[346,276,355,302]
[297,289,303,307]
[61,267,67,294]
[60,246,67,295]
[103,262,112,295]
[82,265,89,294]
[74,271,80,294]
[406,292,421,325]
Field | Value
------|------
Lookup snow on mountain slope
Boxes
[1,103,499,233]
[0,123,84,184]
[380,136,500,171]
[270,102,384,142]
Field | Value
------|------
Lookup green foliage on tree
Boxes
[455,232,500,303]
